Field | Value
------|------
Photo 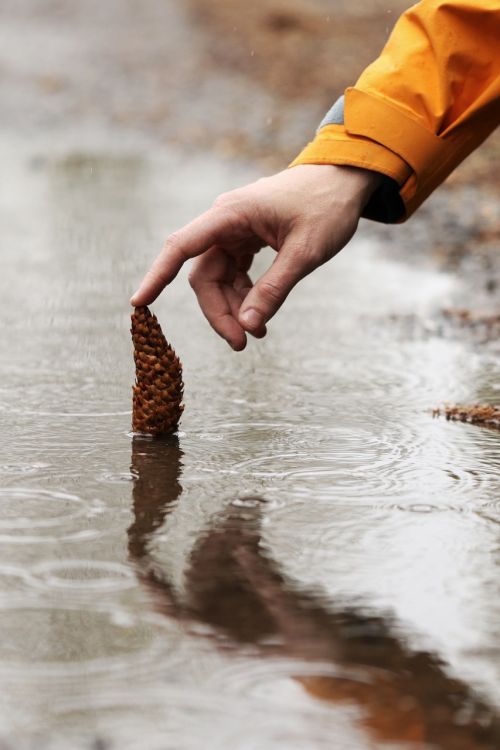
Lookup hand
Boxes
[131,164,381,350]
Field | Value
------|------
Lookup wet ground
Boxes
[0,2,499,749]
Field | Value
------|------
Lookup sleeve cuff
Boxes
[290,86,460,222]
[290,123,411,186]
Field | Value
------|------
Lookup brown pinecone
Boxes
[131,306,184,435]
[432,403,500,430]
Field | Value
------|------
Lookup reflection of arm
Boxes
[291,1,500,222]
[128,475,500,748]
[183,508,500,746]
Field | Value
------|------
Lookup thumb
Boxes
[238,239,310,333]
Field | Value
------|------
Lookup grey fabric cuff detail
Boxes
[315,94,405,223]
[318,95,345,130]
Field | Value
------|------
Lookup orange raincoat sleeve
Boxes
[290,0,500,222]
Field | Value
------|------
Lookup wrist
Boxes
[289,163,382,215]
[331,164,382,209]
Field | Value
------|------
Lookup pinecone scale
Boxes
[131,306,184,435]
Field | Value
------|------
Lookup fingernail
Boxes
[130,291,139,305]
[240,308,262,330]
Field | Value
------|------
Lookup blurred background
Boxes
[0,2,499,749]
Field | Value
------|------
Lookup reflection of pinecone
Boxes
[131,306,184,435]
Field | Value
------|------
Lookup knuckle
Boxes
[212,189,252,218]
[296,247,318,273]
[289,234,323,272]
[163,231,181,253]
[212,192,234,210]
[259,279,283,305]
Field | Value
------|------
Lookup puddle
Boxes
[0,140,498,749]
[0,2,499,749]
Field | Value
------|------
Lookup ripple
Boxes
[211,656,362,699]
[403,503,449,514]
[8,409,132,417]
[230,497,270,509]
[0,488,91,544]
[0,599,181,680]
[0,488,84,529]
[31,560,136,593]
[218,425,417,502]
[0,462,50,475]
[0,564,36,590]
[98,471,138,484]
[198,433,225,442]
[0,378,131,419]
[183,410,500,508]
[45,659,364,750]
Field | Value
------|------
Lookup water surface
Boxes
[0,142,499,750]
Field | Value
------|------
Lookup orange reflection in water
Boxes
[128,437,500,750]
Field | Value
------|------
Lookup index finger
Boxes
[130,207,237,306]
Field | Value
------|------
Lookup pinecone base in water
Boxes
[131,306,184,436]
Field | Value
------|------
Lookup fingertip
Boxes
[130,294,149,308]
[223,321,247,352]
[227,324,247,352]
[130,283,158,308]
[239,307,264,333]
[130,283,150,306]
[249,324,267,340]
[230,334,247,352]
